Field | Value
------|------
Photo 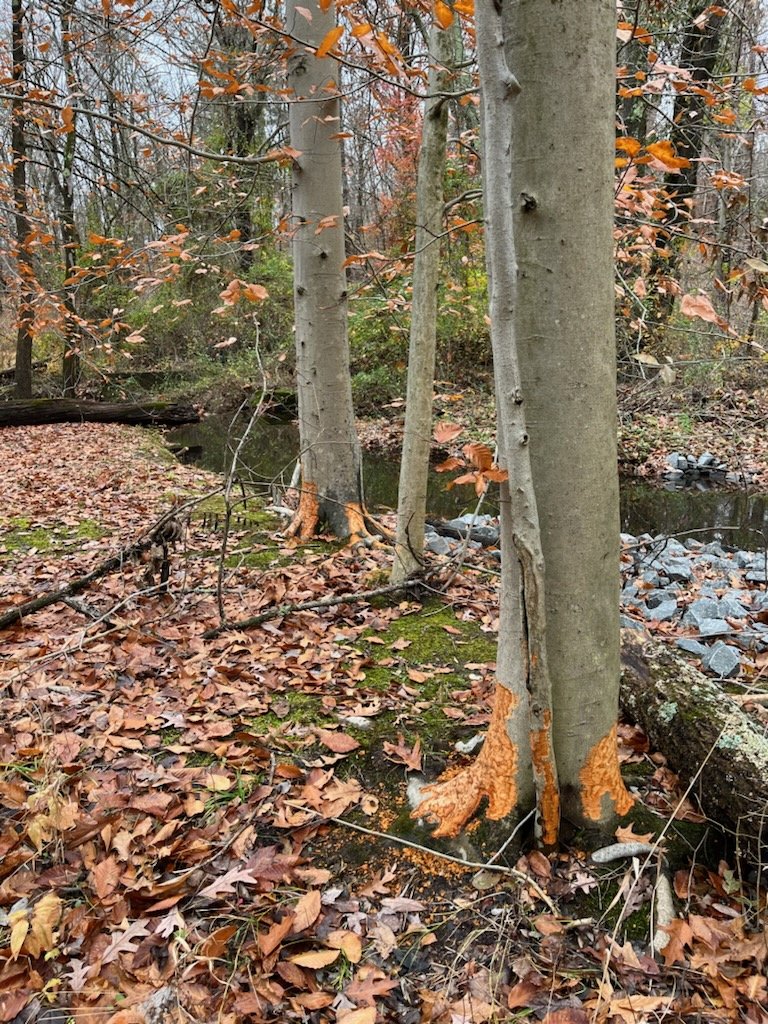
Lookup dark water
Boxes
[168,416,768,549]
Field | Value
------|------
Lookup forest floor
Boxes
[0,418,767,1024]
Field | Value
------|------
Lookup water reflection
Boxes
[168,416,768,548]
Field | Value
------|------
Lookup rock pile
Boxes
[621,532,768,678]
[663,451,760,488]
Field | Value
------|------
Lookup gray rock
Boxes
[620,614,646,632]
[718,597,748,620]
[676,638,709,658]
[620,533,638,546]
[640,569,661,586]
[701,642,741,678]
[746,569,768,584]
[662,557,694,583]
[425,535,452,556]
[660,539,689,557]
[645,589,670,609]
[683,598,721,628]
[697,452,716,468]
[643,600,678,622]
[621,583,639,601]
[702,541,726,556]
[698,618,732,637]
[685,538,703,551]
[734,550,756,568]
[664,469,685,480]
[666,452,684,469]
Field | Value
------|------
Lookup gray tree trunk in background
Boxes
[285,0,366,540]
[11,0,33,399]
[392,19,456,582]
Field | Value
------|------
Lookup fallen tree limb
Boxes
[0,492,220,631]
[619,630,768,863]
[0,398,199,428]
[202,575,438,639]
[0,360,47,381]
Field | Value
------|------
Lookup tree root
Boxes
[412,685,520,838]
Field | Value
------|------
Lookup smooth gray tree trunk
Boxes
[285,0,365,539]
[415,0,631,843]
[392,21,456,582]
[504,0,630,829]
[11,0,33,400]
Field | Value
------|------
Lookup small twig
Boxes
[0,489,221,632]
[326,813,557,912]
[202,574,440,639]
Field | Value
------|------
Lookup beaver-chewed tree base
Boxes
[619,630,768,866]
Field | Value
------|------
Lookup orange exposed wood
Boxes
[412,685,519,838]
[344,501,369,546]
[530,710,560,847]
[579,724,634,821]
[286,482,319,541]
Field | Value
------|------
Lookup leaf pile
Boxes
[0,424,766,1024]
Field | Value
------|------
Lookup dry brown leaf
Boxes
[289,948,340,968]
[291,889,322,933]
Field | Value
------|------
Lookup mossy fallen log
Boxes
[0,399,200,428]
[620,630,768,863]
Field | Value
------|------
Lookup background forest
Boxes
[1,2,768,1024]
[2,0,767,405]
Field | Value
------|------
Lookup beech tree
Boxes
[392,16,456,582]
[10,0,33,399]
[284,0,369,541]
[415,0,633,842]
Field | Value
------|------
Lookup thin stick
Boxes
[326,813,557,912]
[0,489,221,631]
[202,575,438,639]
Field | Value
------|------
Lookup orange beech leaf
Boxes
[338,1009,376,1024]
[435,456,464,473]
[318,0,331,9]
[616,137,642,156]
[351,21,372,36]
[680,291,721,325]
[645,140,691,170]
[434,0,453,28]
[315,728,360,753]
[326,928,362,962]
[462,442,494,471]
[453,0,473,14]
[316,25,343,57]
[433,420,463,443]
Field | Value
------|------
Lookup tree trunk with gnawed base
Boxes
[284,0,366,541]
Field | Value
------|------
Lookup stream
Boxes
[168,416,768,550]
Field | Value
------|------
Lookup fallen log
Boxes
[620,630,768,863]
[0,360,47,381]
[0,399,200,428]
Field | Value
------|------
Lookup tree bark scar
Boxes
[413,685,519,837]
[579,724,634,820]
[530,709,560,846]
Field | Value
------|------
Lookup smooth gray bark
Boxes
[11,0,33,400]
[392,22,455,582]
[504,0,624,827]
[286,0,364,538]
[476,0,558,844]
